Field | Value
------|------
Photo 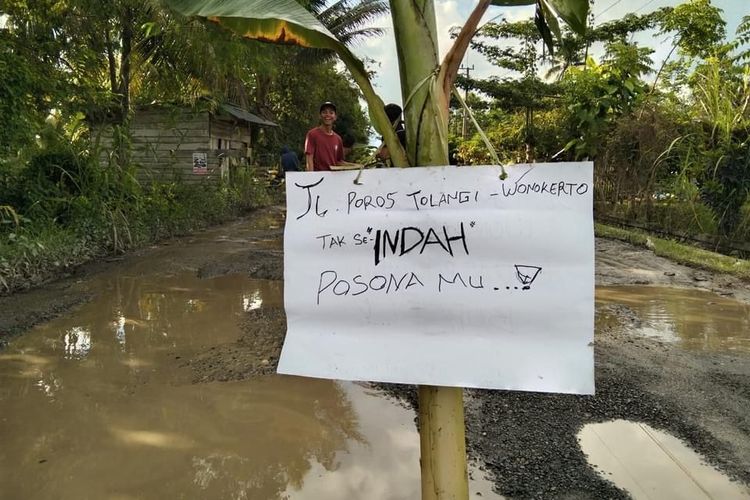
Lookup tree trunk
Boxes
[390,1,449,166]
[118,6,133,123]
[105,28,118,96]
[390,3,468,499]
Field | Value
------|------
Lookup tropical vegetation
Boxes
[2,1,748,498]
[0,0,382,293]
[455,2,750,247]
[1,1,746,283]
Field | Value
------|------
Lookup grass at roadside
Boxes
[0,175,276,295]
[595,223,750,280]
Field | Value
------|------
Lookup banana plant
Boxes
[166,0,587,169]
[163,2,587,499]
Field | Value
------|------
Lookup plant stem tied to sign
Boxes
[418,386,469,500]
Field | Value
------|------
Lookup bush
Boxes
[0,145,274,294]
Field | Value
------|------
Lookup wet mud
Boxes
[198,248,284,281]
[186,307,287,382]
[186,235,750,498]
[2,208,750,499]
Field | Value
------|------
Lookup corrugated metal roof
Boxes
[220,104,278,127]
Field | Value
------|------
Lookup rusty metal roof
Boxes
[220,104,278,127]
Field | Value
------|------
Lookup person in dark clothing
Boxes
[375,103,407,166]
[342,133,356,161]
[280,145,300,174]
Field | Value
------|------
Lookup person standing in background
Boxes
[304,102,360,171]
[280,145,300,174]
[375,103,406,167]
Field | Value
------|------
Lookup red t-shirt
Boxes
[305,127,344,171]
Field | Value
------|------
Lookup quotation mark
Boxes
[469,221,476,228]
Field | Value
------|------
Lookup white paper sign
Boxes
[279,163,594,394]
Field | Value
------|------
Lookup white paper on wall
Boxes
[278,163,595,395]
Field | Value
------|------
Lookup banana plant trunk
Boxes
[390,3,468,499]
[390,0,451,167]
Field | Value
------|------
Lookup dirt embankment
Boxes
[1,213,748,499]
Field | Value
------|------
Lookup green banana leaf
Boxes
[166,0,358,67]
[490,0,588,36]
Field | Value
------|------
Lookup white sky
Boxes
[349,0,747,107]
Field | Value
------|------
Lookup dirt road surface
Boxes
[1,208,748,499]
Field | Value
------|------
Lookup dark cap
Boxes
[384,103,403,124]
[319,101,337,113]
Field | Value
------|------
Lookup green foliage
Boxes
[658,0,726,59]
[596,223,750,280]
[734,15,750,63]
[303,0,389,51]
[258,59,370,160]
[0,119,274,294]
[563,42,653,158]
[455,1,748,251]
[0,33,45,155]
[471,20,541,74]
[455,108,567,164]
[690,61,750,235]
[460,9,660,162]
[0,0,383,294]
[596,102,687,202]
[489,0,590,51]
[0,161,273,293]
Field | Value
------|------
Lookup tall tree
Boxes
[463,18,557,160]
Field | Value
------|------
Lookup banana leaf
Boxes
[490,0,589,38]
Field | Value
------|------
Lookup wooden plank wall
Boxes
[93,108,256,184]
[135,109,217,183]
[208,117,251,154]
[94,109,219,183]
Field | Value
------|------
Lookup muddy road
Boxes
[1,206,749,499]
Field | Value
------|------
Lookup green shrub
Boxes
[0,153,274,294]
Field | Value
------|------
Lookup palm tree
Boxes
[256,0,390,116]
[310,0,389,46]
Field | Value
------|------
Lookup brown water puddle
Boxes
[596,286,750,353]
[579,420,750,499]
[0,212,499,499]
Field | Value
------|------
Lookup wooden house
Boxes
[94,103,278,183]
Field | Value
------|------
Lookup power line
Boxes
[594,0,624,21]
[476,12,505,34]
[459,64,474,140]
[634,0,658,14]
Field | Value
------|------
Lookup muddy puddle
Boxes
[597,286,750,353]
[5,211,749,499]
[579,420,750,499]
[0,212,499,500]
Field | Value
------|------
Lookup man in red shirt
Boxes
[305,102,359,171]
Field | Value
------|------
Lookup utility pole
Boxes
[459,64,473,140]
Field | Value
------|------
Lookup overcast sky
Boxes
[349,0,747,107]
